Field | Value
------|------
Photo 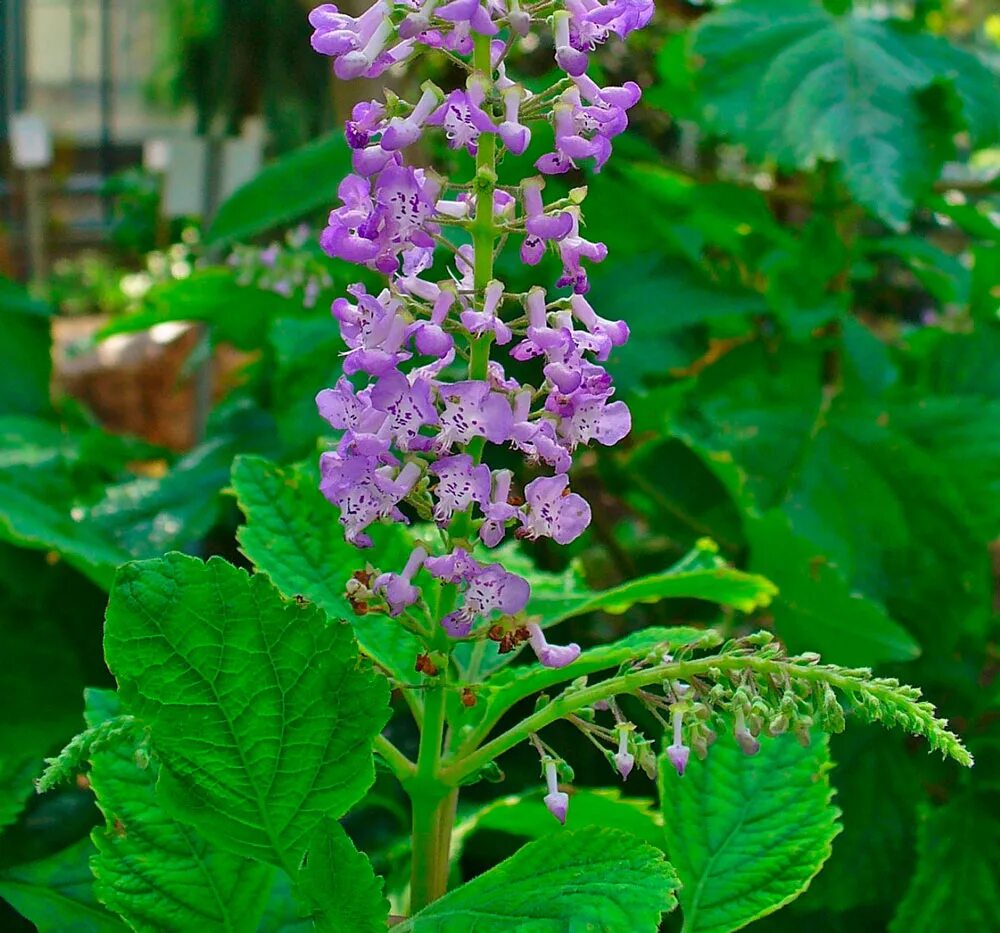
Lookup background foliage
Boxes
[1,0,998,930]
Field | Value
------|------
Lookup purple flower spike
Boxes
[527,623,581,669]
[373,545,428,615]
[543,761,569,824]
[615,729,635,780]
[520,474,591,545]
[734,709,761,756]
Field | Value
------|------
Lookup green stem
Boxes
[440,653,957,784]
[407,34,501,914]
[374,734,416,780]
[408,683,449,911]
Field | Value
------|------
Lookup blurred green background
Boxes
[0,0,998,930]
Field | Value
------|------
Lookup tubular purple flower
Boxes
[498,86,531,155]
[373,546,428,615]
[427,79,497,154]
[553,10,589,76]
[527,623,581,668]
[480,469,518,546]
[666,709,690,777]
[614,727,634,780]
[734,708,761,756]
[543,761,570,824]
[381,83,443,151]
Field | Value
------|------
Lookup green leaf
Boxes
[398,828,679,932]
[87,400,279,559]
[84,689,274,932]
[800,726,920,913]
[0,277,52,417]
[890,788,1000,932]
[660,732,841,933]
[300,817,389,933]
[691,0,974,227]
[232,455,424,683]
[747,510,920,666]
[103,553,391,874]
[98,269,304,351]
[0,838,125,932]
[512,541,777,626]
[206,132,352,246]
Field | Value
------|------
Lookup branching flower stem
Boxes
[439,653,973,786]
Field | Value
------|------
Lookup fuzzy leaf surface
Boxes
[300,817,388,933]
[660,733,840,932]
[85,689,273,932]
[232,456,422,683]
[397,828,679,932]
[103,553,390,873]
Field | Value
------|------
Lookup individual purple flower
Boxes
[498,86,531,155]
[572,73,642,110]
[480,469,519,547]
[373,545,428,615]
[666,709,690,777]
[555,209,608,294]
[430,555,530,636]
[519,474,591,545]
[520,178,574,265]
[436,381,514,450]
[551,390,631,451]
[460,279,512,344]
[426,79,496,154]
[734,709,761,756]
[527,623,581,669]
[370,368,438,449]
[429,454,491,525]
[553,10,589,76]
[381,83,444,151]
[543,760,569,824]
[536,96,612,176]
[319,455,421,547]
[345,100,387,149]
[614,727,634,780]
[569,294,629,357]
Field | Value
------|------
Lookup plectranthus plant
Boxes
[32,2,972,931]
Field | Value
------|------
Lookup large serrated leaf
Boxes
[232,455,424,683]
[85,689,274,932]
[398,828,679,932]
[691,0,978,227]
[0,838,125,932]
[890,788,1000,933]
[300,817,389,933]
[103,553,391,874]
[660,733,841,933]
